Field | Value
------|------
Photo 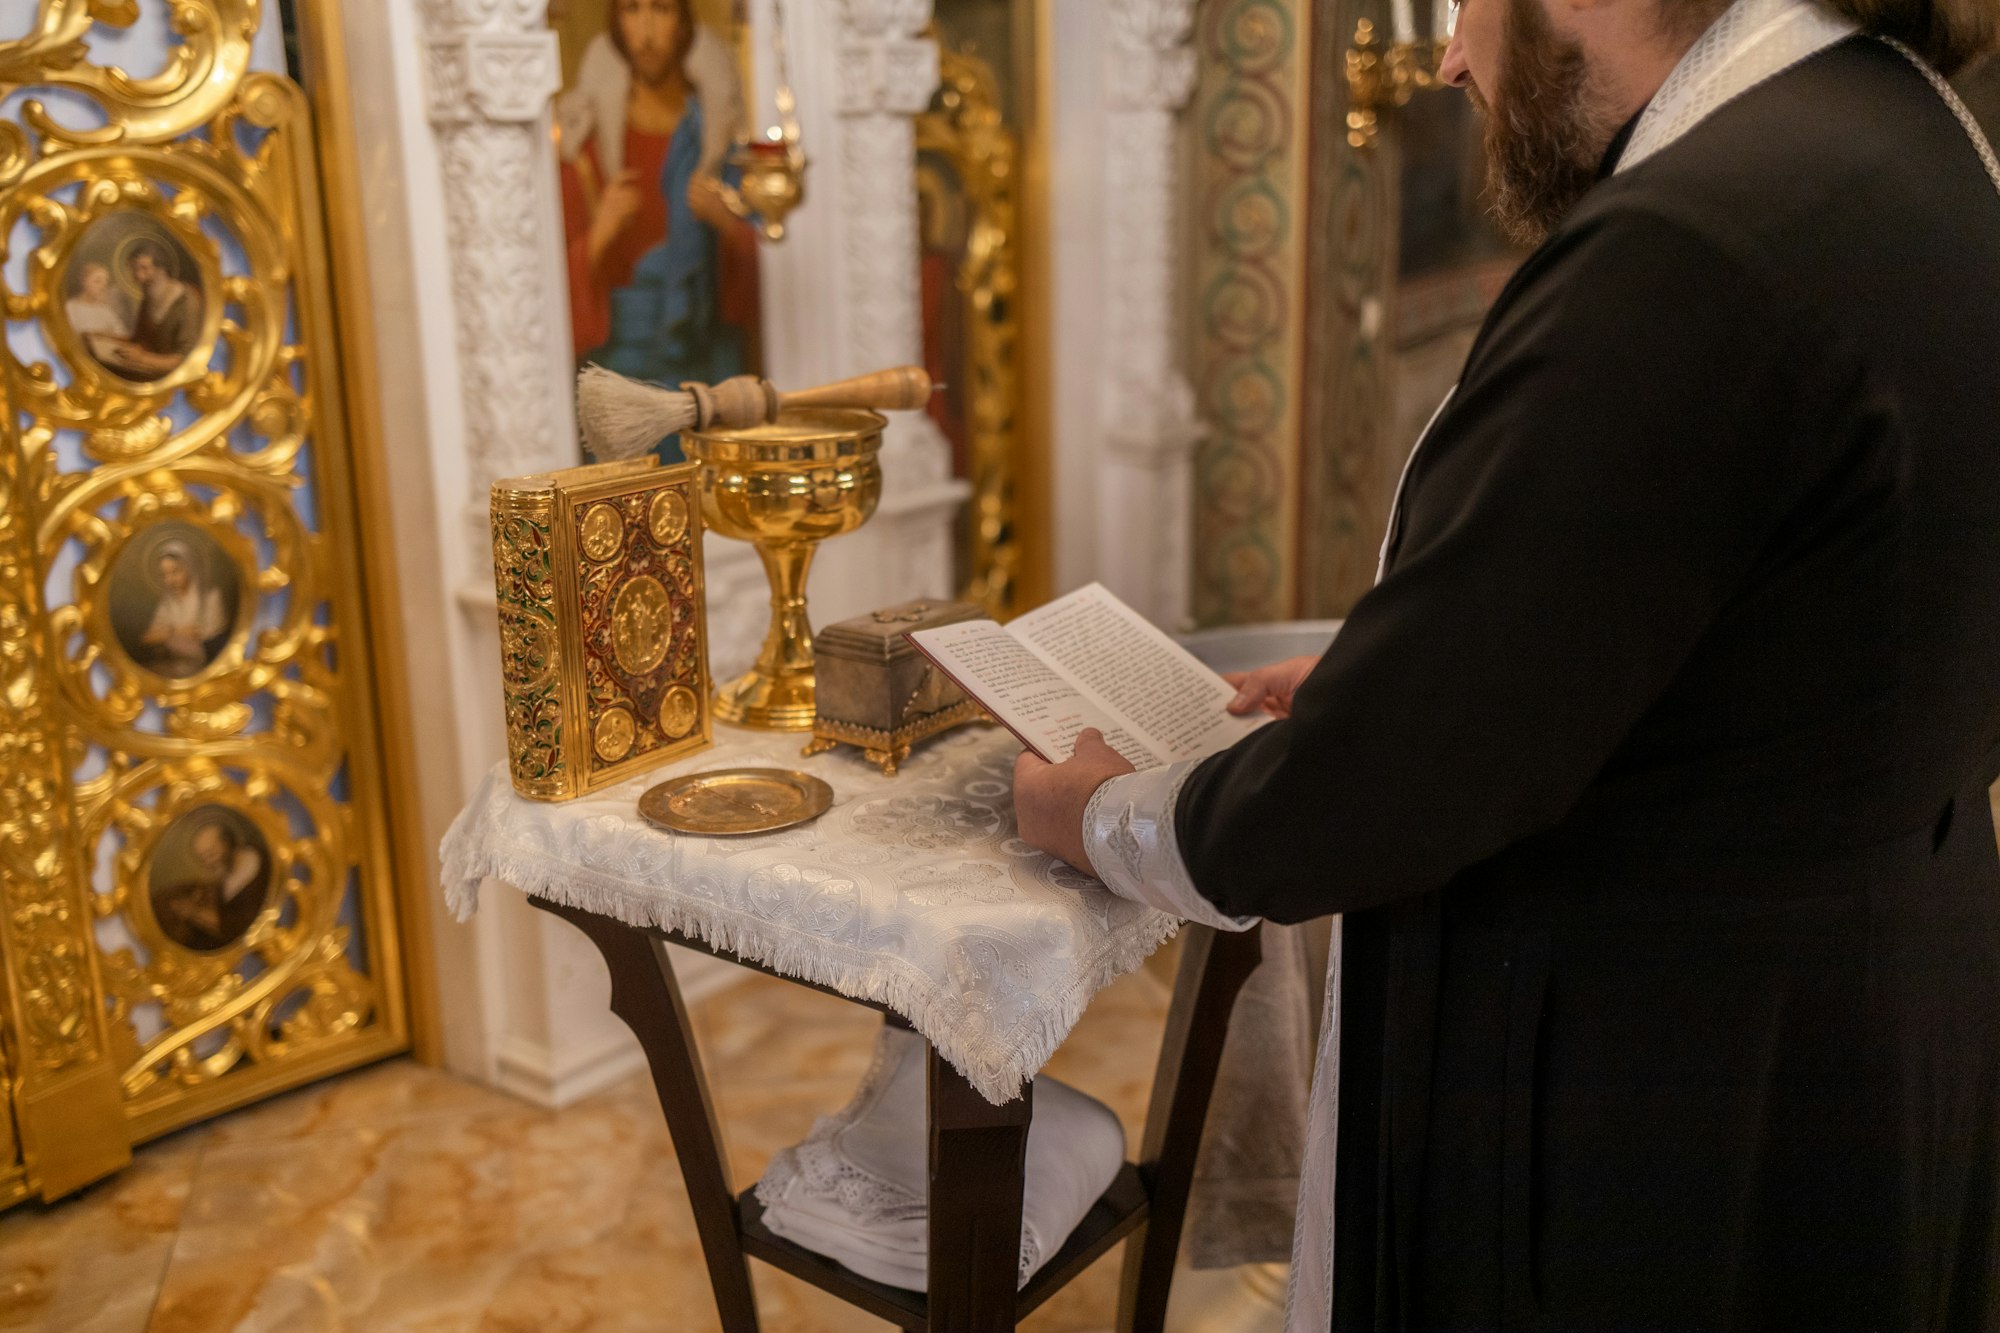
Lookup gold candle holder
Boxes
[682,408,886,731]
[718,132,808,242]
[1345,18,1450,149]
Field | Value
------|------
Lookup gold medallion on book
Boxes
[490,459,713,800]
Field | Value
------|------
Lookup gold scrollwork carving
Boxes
[3,147,298,482]
[83,761,372,1107]
[0,385,105,1085]
[0,0,405,1190]
[0,2,260,164]
[492,496,567,798]
[918,46,1023,619]
[49,472,329,755]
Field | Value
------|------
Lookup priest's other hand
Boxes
[1224,654,1321,719]
[1012,728,1136,877]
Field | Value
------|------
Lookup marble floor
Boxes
[0,962,1282,1333]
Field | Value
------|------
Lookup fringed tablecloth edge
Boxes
[439,765,507,923]
[436,768,1184,1104]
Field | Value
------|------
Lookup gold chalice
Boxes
[682,408,885,731]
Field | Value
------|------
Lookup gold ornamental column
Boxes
[916,42,1026,619]
[0,381,130,1200]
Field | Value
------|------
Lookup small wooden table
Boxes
[540,897,1263,1333]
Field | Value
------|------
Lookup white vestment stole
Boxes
[1283,6,2000,1327]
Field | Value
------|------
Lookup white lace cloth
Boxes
[755,1026,1127,1290]
[440,724,1179,1104]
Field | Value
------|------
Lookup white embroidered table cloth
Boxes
[440,724,1179,1104]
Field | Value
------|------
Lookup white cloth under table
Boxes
[440,723,1180,1104]
[755,1026,1127,1290]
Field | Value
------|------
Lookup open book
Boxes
[906,583,1265,767]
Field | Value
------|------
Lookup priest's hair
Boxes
[1663,0,1997,72]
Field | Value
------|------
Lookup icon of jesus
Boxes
[556,0,762,461]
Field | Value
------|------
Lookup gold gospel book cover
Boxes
[489,458,712,800]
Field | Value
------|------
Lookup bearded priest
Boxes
[1014,0,2000,1325]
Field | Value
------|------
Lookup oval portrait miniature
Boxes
[60,213,206,384]
[147,804,273,953]
[107,520,242,681]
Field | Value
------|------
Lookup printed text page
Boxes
[1010,585,1262,762]
[908,621,1157,765]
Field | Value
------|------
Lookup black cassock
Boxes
[1174,38,2000,1330]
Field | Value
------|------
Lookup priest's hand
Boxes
[1223,654,1321,719]
[1012,729,1136,877]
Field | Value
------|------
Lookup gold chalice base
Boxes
[711,668,818,732]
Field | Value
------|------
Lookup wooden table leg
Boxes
[1117,924,1266,1333]
[927,1044,1033,1331]
[538,900,761,1333]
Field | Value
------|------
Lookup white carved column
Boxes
[826,0,967,606]
[420,0,574,495]
[1100,0,1205,628]
[417,0,668,1106]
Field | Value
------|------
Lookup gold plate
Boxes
[638,768,834,836]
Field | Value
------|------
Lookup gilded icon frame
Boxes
[0,0,415,1197]
[48,203,222,394]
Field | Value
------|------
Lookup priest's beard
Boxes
[1470,0,1621,245]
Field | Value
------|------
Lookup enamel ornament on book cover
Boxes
[490,459,713,800]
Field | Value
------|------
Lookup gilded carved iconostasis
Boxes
[921,0,1035,617]
[0,0,409,1207]
[1185,0,1517,625]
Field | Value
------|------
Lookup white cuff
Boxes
[1082,760,1258,932]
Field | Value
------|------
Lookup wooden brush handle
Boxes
[694,366,935,430]
[687,376,778,430]
[779,365,933,414]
